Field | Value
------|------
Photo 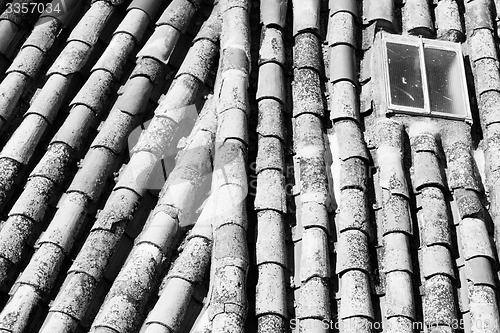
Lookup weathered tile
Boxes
[329,44,357,85]
[300,226,330,282]
[70,70,115,114]
[382,232,412,273]
[260,0,287,28]
[377,145,408,198]
[300,201,330,232]
[419,187,452,247]
[296,277,330,320]
[459,217,495,261]
[382,192,412,235]
[465,256,495,287]
[292,0,320,35]
[256,62,285,102]
[255,169,287,213]
[385,271,415,319]
[328,12,357,48]
[470,29,496,63]
[420,245,455,279]
[334,120,368,160]
[256,210,287,266]
[256,263,287,317]
[67,1,113,45]
[465,0,494,33]
[339,270,374,319]
[156,0,197,33]
[259,27,285,66]
[412,151,444,191]
[330,0,359,19]
[339,157,368,190]
[364,0,396,31]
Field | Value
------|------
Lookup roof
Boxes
[0,0,498,332]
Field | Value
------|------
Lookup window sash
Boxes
[381,33,472,122]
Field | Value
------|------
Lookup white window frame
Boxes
[381,33,472,122]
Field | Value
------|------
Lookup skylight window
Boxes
[382,34,471,121]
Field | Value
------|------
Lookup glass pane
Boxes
[424,47,466,116]
[386,42,425,108]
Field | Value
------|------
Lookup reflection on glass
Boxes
[386,42,425,108]
[424,48,465,115]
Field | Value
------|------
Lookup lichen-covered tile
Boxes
[453,189,483,219]
[9,176,54,221]
[156,0,197,33]
[296,277,330,319]
[435,0,464,41]
[339,157,367,190]
[255,170,287,212]
[478,90,500,127]
[257,99,285,141]
[6,46,44,79]
[292,68,324,117]
[256,136,285,173]
[474,58,500,96]
[423,275,457,326]
[469,285,500,332]
[330,81,360,123]
[70,71,115,114]
[293,32,321,71]
[300,201,330,231]
[29,142,72,184]
[67,1,113,45]
[403,0,434,36]
[418,187,452,247]
[130,57,165,85]
[336,188,369,234]
[176,40,219,82]
[382,192,412,235]
[336,229,370,274]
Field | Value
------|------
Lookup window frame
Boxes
[381,33,472,122]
